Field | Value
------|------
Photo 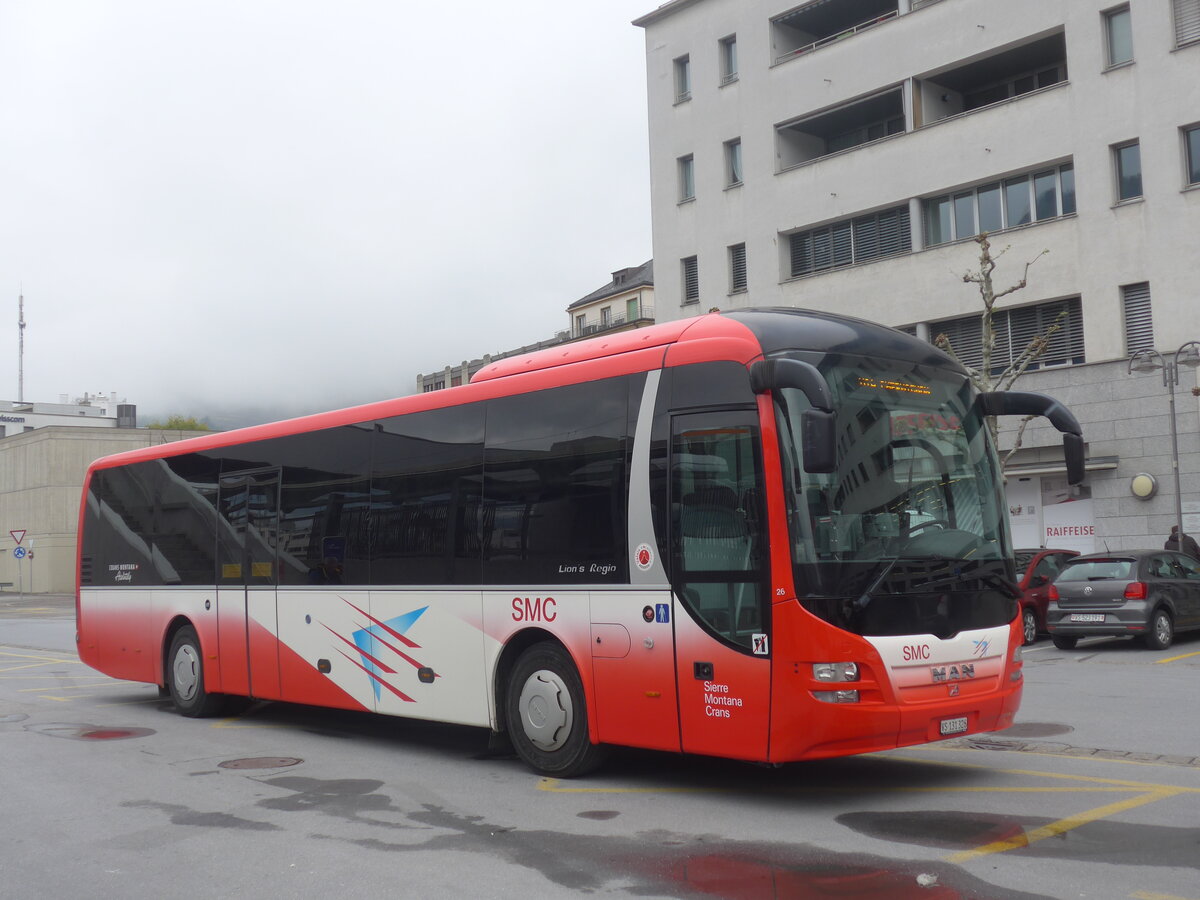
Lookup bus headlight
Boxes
[813,662,859,682]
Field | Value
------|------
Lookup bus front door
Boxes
[670,411,771,762]
[215,469,282,700]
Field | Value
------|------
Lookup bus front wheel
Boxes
[167,625,225,717]
[506,642,608,777]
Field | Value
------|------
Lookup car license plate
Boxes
[940,716,968,736]
[1070,614,1105,623]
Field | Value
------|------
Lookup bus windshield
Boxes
[773,352,1016,637]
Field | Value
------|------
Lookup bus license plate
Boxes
[1070,614,1105,623]
[940,716,968,736]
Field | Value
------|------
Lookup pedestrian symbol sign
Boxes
[10,530,25,545]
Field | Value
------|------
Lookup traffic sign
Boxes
[13,547,27,559]
[10,530,25,545]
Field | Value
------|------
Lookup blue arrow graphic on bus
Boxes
[348,603,430,702]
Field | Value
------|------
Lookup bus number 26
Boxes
[512,596,557,622]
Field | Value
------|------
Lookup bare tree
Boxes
[934,233,1064,468]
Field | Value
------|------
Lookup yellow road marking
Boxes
[542,753,1198,865]
[212,716,286,729]
[906,742,1200,772]
[1156,650,1200,664]
[539,777,724,794]
[17,682,117,692]
[943,787,1183,863]
[1131,891,1200,900]
[0,660,85,674]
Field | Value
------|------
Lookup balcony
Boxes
[915,32,1067,127]
[571,304,656,340]
[772,0,899,65]
[776,87,905,170]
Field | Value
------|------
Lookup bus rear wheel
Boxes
[167,625,225,717]
[506,642,608,777]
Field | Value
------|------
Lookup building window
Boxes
[719,35,738,84]
[674,55,691,103]
[1173,0,1200,48]
[725,139,743,186]
[931,298,1085,373]
[923,164,1075,247]
[575,314,586,336]
[1184,124,1200,186]
[788,205,911,278]
[729,244,747,294]
[601,307,612,327]
[678,155,695,202]
[681,256,699,304]
[1122,282,1154,355]
[1113,141,1143,201]
[1104,6,1134,67]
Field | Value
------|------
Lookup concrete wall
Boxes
[0,427,206,593]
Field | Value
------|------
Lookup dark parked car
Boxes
[1046,550,1200,650]
[1014,548,1079,645]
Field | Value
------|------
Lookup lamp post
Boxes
[1128,341,1200,543]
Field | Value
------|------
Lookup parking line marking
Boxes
[909,742,1198,771]
[1131,891,1200,900]
[943,787,1181,863]
[539,777,723,794]
[1156,650,1200,664]
[17,682,117,692]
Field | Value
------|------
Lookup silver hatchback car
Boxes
[1045,550,1200,650]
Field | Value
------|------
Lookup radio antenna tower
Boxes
[18,290,26,402]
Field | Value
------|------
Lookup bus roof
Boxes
[84,308,954,474]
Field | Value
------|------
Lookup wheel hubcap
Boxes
[1024,611,1036,643]
[173,645,199,702]
[1155,615,1170,644]
[518,669,572,751]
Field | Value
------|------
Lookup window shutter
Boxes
[811,227,833,271]
[1006,306,1042,368]
[930,298,1084,372]
[1175,0,1200,46]
[831,221,853,267]
[853,214,878,261]
[682,256,699,303]
[876,206,911,259]
[730,244,747,292]
[1122,282,1154,354]
[935,315,984,371]
[790,232,813,277]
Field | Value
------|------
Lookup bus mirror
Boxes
[977,390,1085,485]
[750,359,833,411]
[1063,432,1085,485]
[802,409,837,473]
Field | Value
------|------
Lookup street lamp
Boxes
[1127,341,1200,544]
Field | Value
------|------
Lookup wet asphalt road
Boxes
[1,592,1197,900]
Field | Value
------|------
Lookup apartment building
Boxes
[635,0,1200,550]
[568,260,656,339]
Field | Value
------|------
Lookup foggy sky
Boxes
[1,1,655,427]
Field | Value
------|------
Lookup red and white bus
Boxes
[76,308,1084,776]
